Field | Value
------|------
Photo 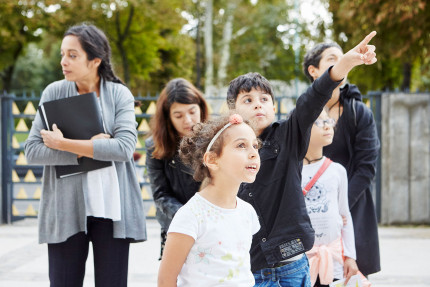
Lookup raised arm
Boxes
[293,31,378,158]
[330,31,377,82]
[292,67,342,159]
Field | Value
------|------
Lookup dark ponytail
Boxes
[64,23,123,85]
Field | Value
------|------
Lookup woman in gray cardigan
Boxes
[25,24,146,287]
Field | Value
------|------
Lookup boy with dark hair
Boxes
[226,32,377,286]
[303,41,381,277]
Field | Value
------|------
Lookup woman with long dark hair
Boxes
[145,78,209,259]
[303,42,380,279]
[25,24,146,286]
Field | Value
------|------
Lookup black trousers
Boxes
[48,217,130,287]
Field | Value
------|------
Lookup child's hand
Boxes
[343,31,377,67]
[343,257,359,285]
[342,215,347,226]
[330,31,377,82]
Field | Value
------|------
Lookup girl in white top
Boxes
[302,109,358,287]
[158,114,261,287]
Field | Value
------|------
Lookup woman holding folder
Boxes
[25,24,146,287]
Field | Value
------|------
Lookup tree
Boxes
[3,0,195,93]
[328,0,430,91]
[227,0,307,83]
[10,41,62,93]
[196,0,312,97]
[144,0,196,92]
[216,0,237,92]
[204,0,214,96]
[60,0,194,92]
[0,1,50,91]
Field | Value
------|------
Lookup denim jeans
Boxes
[253,254,312,287]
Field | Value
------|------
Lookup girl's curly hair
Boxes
[179,114,256,182]
[179,116,229,182]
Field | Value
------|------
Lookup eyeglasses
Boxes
[314,118,336,128]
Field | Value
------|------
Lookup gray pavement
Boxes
[0,218,429,286]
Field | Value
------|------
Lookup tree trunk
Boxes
[1,66,14,92]
[216,1,236,94]
[204,0,214,97]
[195,17,202,90]
[401,62,411,92]
[1,43,23,92]
[114,5,135,85]
[118,43,130,85]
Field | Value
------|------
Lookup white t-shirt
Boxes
[302,157,356,280]
[168,193,260,286]
[83,97,121,221]
[84,165,121,221]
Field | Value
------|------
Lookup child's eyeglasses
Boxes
[314,118,336,128]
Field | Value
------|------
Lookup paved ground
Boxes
[0,218,429,286]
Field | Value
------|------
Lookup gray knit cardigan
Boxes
[25,79,147,244]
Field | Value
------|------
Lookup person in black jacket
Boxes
[303,42,381,277]
[226,32,377,286]
[145,78,209,259]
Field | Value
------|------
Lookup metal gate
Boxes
[0,91,159,223]
[1,90,382,224]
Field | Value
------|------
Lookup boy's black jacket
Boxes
[238,69,341,272]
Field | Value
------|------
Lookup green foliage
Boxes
[2,0,335,94]
[0,1,50,90]
[208,0,310,85]
[328,0,430,91]
[10,41,63,93]
[52,0,196,91]
[2,0,195,93]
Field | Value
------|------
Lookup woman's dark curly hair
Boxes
[179,114,256,182]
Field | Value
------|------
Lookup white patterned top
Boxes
[168,193,260,286]
[302,157,356,280]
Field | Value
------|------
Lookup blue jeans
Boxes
[253,255,311,287]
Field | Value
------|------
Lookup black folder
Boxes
[38,92,112,178]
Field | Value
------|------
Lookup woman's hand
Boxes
[343,257,359,285]
[74,133,110,158]
[91,133,111,140]
[40,124,65,150]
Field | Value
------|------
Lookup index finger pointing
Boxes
[360,31,377,46]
